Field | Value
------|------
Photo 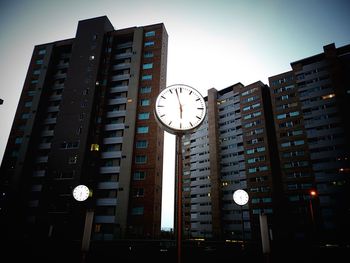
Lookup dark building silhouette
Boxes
[0,15,168,249]
[269,43,350,245]
[182,43,350,249]
[181,81,280,244]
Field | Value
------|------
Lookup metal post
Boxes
[176,134,183,263]
[241,205,244,249]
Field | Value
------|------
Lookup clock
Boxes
[155,84,206,135]
[72,184,90,202]
[233,189,249,206]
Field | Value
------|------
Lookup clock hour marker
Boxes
[180,87,182,93]
[190,122,193,127]
[169,90,173,94]
[196,98,200,101]
[160,114,165,117]
[196,116,201,119]
[168,121,172,126]
[189,91,192,95]
[161,96,166,99]
[157,105,164,107]
[197,107,204,110]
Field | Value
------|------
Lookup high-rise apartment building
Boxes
[269,43,350,244]
[0,16,168,245]
[182,81,280,243]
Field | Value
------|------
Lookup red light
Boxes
[310,190,317,196]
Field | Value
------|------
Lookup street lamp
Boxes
[233,189,249,249]
[154,84,207,263]
[72,184,93,263]
[309,189,317,237]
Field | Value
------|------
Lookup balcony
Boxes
[47,106,60,112]
[36,156,48,163]
[97,181,119,190]
[94,216,115,224]
[101,151,122,159]
[33,170,46,177]
[112,63,131,70]
[104,123,124,131]
[114,52,132,59]
[103,137,123,144]
[41,130,54,137]
[96,198,117,206]
[111,74,130,81]
[100,166,120,174]
[106,110,126,118]
[108,97,127,105]
[44,117,57,124]
[49,94,62,101]
[116,42,133,49]
[110,85,128,94]
[38,143,51,149]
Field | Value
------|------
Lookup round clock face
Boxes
[72,185,90,202]
[233,189,249,206]
[155,84,206,134]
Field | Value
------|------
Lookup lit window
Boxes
[322,93,335,100]
[90,144,99,151]
[68,156,77,164]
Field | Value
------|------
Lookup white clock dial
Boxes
[72,185,90,202]
[155,84,206,134]
[233,189,249,206]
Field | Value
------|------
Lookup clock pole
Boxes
[176,133,183,263]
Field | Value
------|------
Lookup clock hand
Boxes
[175,89,183,119]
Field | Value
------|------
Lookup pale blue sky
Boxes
[0,0,349,229]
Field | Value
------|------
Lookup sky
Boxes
[0,0,350,229]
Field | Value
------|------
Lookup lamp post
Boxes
[154,84,207,263]
[233,189,249,249]
[309,189,317,242]
[72,184,93,263]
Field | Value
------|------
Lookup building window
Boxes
[131,206,144,215]
[140,86,152,93]
[137,126,149,133]
[138,112,150,120]
[135,155,147,164]
[144,52,154,58]
[136,140,148,148]
[90,144,100,151]
[142,74,152,80]
[145,31,155,37]
[140,99,150,106]
[143,63,153,69]
[61,141,79,149]
[15,137,23,144]
[144,41,154,47]
[133,188,144,197]
[68,155,77,164]
[38,49,46,55]
[24,101,32,107]
[21,113,31,119]
[133,171,146,180]
[33,69,41,75]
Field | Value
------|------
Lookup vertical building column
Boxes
[207,88,222,239]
